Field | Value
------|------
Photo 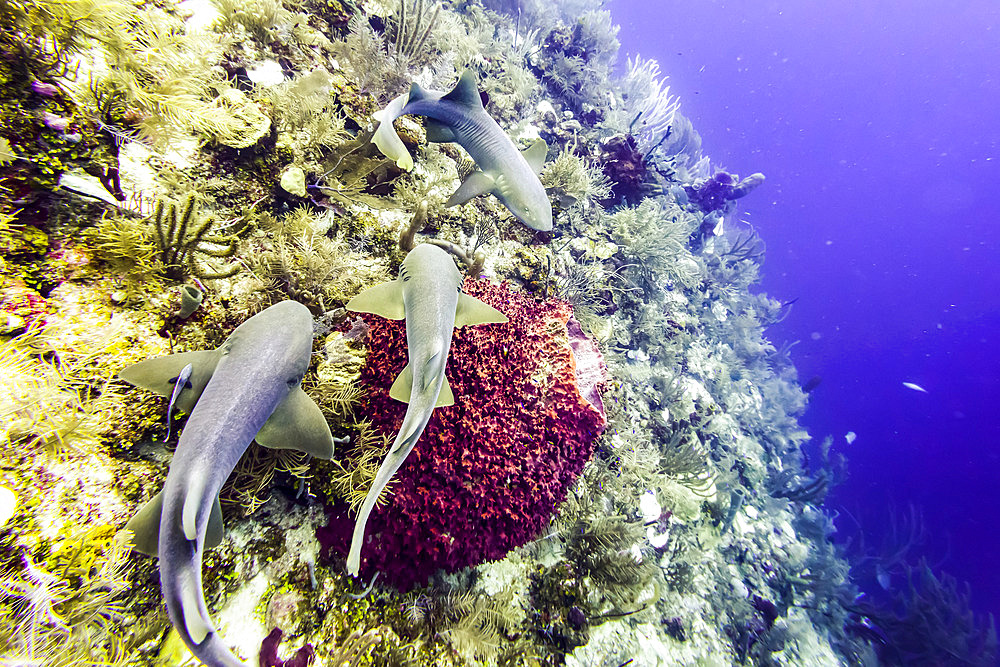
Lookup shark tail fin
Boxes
[372,91,414,171]
[255,387,337,459]
[346,407,430,577]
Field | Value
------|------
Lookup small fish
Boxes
[875,563,891,590]
[802,375,823,393]
[165,363,194,442]
[844,431,857,445]
[902,382,928,393]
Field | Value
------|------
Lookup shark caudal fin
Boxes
[346,418,427,577]
[372,92,414,171]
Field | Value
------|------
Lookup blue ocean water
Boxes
[612,0,1000,619]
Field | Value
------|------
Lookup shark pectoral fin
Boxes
[372,92,414,171]
[446,170,495,207]
[205,496,224,549]
[522,138,549,174]
[424,119,456,143]
[346,280,405,320]
[124,491,164,556]
[437,375,455,407]
[388,363,413,403]
[255,387,337,459]
[441,70,485,110]
[455,293,509,327]
[118,350,219,413]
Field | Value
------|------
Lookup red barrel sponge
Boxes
[320,278,607,589]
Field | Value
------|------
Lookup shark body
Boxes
[373,70,553,231]
[120,300,338,667]
[344,244,507,576]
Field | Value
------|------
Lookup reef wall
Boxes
[0,0,869,664]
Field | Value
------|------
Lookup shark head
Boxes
[494,177,553,232]
[399,243,462,288]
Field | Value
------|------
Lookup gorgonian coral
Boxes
[319,279,607,589]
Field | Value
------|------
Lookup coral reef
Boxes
[0,0,935,663]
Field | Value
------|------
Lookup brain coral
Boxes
[319,278,607,589]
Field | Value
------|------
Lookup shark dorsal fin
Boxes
[255,387,337,459]
[389,362,454,407]
[441,71,484,110]
[455,292,508,327]
[179,584,212,644]
[346,280,405,319]
[408,81,430,104]
[522,138,548,174]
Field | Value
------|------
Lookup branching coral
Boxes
[607,197,702,292]
[403,588,524,664]
[310,132,396,210]
[0,327,105,456]
[388,0,442,65]
[247,209,390,308]
[564,515,659,614]
[153,194,244,281]
[540,141,612,207]
[85,212,160,290]
[324,419,395,513]
[603,56,681,156]
[850,560,998,666]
